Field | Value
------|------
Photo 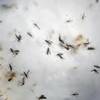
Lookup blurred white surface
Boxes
[0,0,100,100]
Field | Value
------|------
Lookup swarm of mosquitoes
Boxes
[45,33,95,60]
[0,0,100,99]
